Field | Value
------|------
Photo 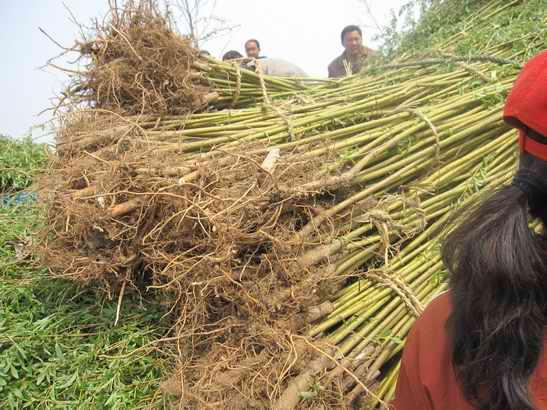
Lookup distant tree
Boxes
[173,0,238,48]
[361,0,439,55]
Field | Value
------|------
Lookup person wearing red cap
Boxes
[392,50,547,410]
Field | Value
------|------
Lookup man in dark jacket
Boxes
[328,25,375,78]
[245,39,265,59]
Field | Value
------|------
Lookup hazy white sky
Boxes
[0,0,406,142]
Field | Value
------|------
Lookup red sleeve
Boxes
[391,320,434,410]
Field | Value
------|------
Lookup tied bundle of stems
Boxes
[53,0,328,117]
[43,57,520,408]
[275,142,516,409]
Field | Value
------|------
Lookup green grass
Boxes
[0,138,171,409]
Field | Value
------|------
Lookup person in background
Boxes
[241,38,304,77]
[222,50,243,61]
[251,58,307,78]
[328,25,375,78]
[245,39,265,59]
[392,51,547,410]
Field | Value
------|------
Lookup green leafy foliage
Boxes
[378,0,547,60]
[378,0,486,56]
[0,135,47,193]
[0,140,171,409]
[0,204,171,410]
[442,0,547,61]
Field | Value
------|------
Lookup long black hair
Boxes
[442,151,547,410]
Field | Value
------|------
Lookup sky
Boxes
[0,0,406,143]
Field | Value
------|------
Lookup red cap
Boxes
[503,51,547,160]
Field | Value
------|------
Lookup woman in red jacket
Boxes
[393,51,547,410]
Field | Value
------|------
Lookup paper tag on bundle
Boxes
[97,196,106,208]
[261,148,280,173]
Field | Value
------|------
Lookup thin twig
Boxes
[114,279,127,326]
[39,27,73,51]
